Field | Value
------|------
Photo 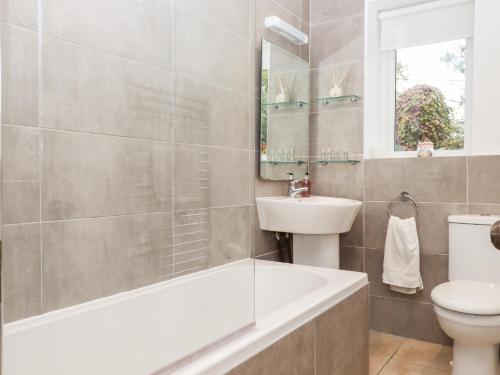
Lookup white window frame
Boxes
[364,0,474,159]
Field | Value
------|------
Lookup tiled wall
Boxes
[2,0,255,322]
[308,0,500,345]
[252,0,311,260]
[229,285,369,375]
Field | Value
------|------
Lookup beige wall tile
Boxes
[43,0,173,70]
[1,23,38,127]
[365,157,467,203]
[255,0,301,58]
[174,143,209,211]
[365,248,448,304]
[468,155,500,204]
[42,213,173,311]
[173,209,209,266]
[468,203,500,215]
[274,0,301,18]
[3,224,42,322]
[370,296,451,345]
[174,6,249,95]
[311,0,363,25]
[229,320,315,375]
[252,205,277,257]
[209,147,251,207]
[209,205,251,266]
[316,286,369,375]
[41,36,173,141]
[310,108,364,156]
[300,0,310,24]
[339,246,364,272]
[1,0,38,30]
[42,130,173,220]
[310,15,364,68]
[365,202,467,254]
[173,75,249,149]
[309,160,364,200]
[340,208,364,247]
[177,0,250,38]
[2,125,40,224]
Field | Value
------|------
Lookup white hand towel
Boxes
[383,215,423,294]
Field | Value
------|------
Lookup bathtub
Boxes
[3,260,368,375]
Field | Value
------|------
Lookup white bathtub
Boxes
[3,260,367,375]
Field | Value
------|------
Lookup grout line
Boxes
[309,12,364,27]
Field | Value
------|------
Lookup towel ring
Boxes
[387,191,419,218]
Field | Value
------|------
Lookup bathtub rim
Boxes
[166,260,368,375]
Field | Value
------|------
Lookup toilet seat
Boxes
[431,280,500,315]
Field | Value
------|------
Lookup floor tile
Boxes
[379,359,451,375]
[393,338,453,372]
[369,331,404,375]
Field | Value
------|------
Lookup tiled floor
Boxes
[369,331,453,375]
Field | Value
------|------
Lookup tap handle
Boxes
[491,221,500,250]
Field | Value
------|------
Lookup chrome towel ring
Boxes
[387,191,419,218]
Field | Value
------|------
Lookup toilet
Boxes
[431,215,500,375]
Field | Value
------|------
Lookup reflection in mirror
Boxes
[260,39,309,180]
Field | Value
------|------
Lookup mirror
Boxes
[260,39,309,180]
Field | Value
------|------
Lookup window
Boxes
[365,0,474,158]
[392,39,469,152]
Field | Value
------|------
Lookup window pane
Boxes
[395,39,466,151]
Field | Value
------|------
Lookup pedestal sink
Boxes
[256,196,362,269]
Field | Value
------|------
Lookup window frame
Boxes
[364,0,474,159]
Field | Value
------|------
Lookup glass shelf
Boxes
[316,95,361,105]
[310,159,360,165]
[261,160,306,165]
[262,100,308,109]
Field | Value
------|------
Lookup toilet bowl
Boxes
[432,280,500,375]
[431,215,500,375]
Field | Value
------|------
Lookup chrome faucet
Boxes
[286,173,308,198]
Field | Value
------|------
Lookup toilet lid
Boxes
[431,280,500,315]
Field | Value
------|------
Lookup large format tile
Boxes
[42,213,173,311]
[369,331,404,375]
[42,130,173,220]
[310,108,364,156]
[176,0,250,38]
[174,143,209,211]
[1,23,38,127]
[365,248,448,304]
[229,320,315,375]
[364,202,467,254]
[173,209,210,271]
[42,0,173,70]
[309,159,364,200]
[173,75,248,149]
[379,359,450,375]
[174,6,249,95]
[208,147,251,207]
[209,205,251,266]
[41,36,173,140]
[310,15,364,68]
[468,203,500,216]
[394,339,452,372]
[311,0,363,25]
[365,157,467,203]
[340,208,364,248]
[316,286,369,375]
[1,0,37,30]
[370,296,451,345]
[2,125,40,224]
[339,246,364,272]
[468,155,500,204]
[3,224,42,322]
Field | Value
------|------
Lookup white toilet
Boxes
[431,215,500,375]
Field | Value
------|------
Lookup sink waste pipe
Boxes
[275,232,292,263]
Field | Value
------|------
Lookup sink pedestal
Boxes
[293,234,340,269]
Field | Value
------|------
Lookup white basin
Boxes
[256,195,362,235]
[256,195,362,269]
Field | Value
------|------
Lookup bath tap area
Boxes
[2,0,500,374]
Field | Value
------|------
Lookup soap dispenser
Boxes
[302,172,311,197]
